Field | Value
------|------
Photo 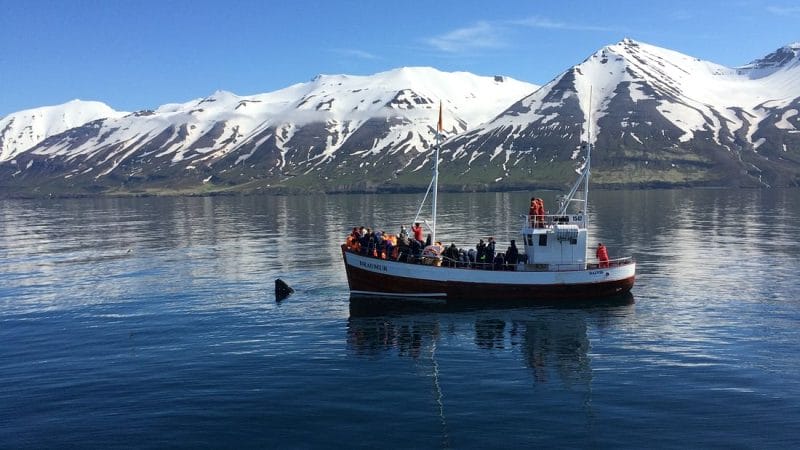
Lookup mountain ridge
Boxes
[2,40,799,197]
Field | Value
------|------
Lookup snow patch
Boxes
[775,109,797,130]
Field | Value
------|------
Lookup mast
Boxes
[432,101,442,244]
[555,87,593,219]
[584,87,592,226]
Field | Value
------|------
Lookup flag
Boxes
[437,101,443,132]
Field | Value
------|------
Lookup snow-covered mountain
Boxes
[442,39,800,188]
[2,40,800,197]
[0,67,536,194]
[0,100,126,162]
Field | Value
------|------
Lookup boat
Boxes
[341,101,635,303]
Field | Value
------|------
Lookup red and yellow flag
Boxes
[437,101,443,132]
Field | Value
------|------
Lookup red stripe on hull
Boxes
[343,252,634,302]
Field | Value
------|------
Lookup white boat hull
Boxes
[342,246,635,302]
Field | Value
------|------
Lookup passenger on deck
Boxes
[422,242,444,266]
[376,231,386,259]
[365,228,376,256]
[476,239,487,266]
[399,225,408,241]
[535,198,545,228]
[458,249,469,267]
[505,240,519,269]
[486,237,496,262]
[529,197,538,227]
[493,253,505,271]
[359,228,370,254]
[412,222,424,243]
[396,234,410,261]
[444,243,459,267]
[345,234,358,252]
[597,243,610,268]
[409,238,423,261]
[387,235,398,260]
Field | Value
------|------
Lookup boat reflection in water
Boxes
[348,292,634,317]
[346,293,634,445]
[347,292,634,379]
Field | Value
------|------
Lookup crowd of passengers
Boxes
[344,223,523,270]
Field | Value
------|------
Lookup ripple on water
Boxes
[1,191,800,447]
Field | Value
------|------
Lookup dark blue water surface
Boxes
[1,189,799,448]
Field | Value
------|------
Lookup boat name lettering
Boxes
[588,269,604,275]
[359,260,388,272]
[572,215,583,222]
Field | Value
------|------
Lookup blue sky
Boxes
[1,0,798,117]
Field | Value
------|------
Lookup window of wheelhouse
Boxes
[538,234,547,246]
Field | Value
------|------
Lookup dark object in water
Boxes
[275,279,294,301]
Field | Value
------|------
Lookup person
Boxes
[458,249,469,267]
[505,239,519,269]
[345,227,358,251]
[409,238,423,261]
[388,236,398,260]
[476,239,487,267]
[534,198,545,228]
[359,228,370,254]
[486,237,496,262]
[444,243,459,267]
[411,222,424,243]
[399,225,409,241]
[376,231,386,259]
[372,230,386,258]
[397,235,410,262]
[529,197,538,227]
[596,243,610,268]
[422,241,444,266]
[493,253,505,271]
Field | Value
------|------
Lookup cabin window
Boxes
[538,234,547,246]
[526,234,533,246]
[570,238,577,245]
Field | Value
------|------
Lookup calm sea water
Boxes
[1,189,799,448]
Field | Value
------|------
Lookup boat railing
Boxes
[439,255,520,271]
[522,213,586,229]
[344,244,521,271]
[587,256,635,269]
[344,244,634,271]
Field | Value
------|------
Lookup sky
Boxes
[1,0,798,117]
